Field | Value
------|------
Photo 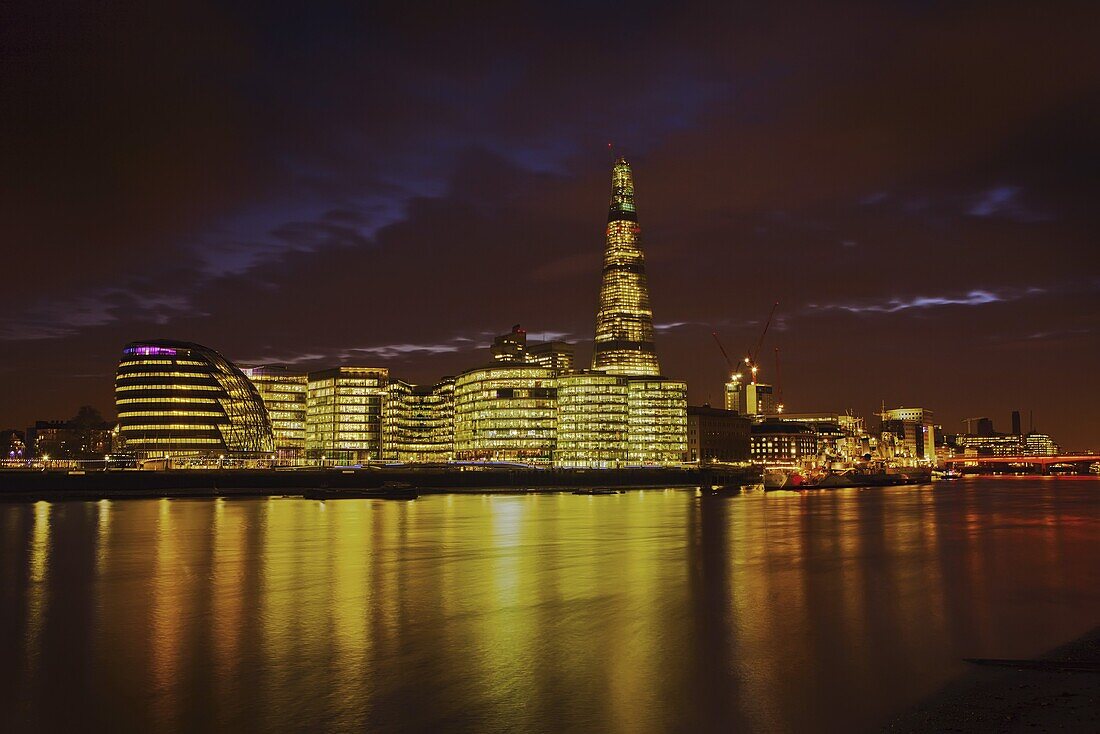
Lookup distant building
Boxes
[769,412,863,461]
[115,340,274,459]
[243,365,307,459]
[750,421,818,465]
[1023,433,1058,456]
[491,325,575,373]
[724,377,777,416]
[527,341,575,373]
[305,366,388,463]
[881,407,935,463]
[956,434,1021,457]
[491,325,528,363]
[25,420,112,460]
[687,406,750,463]
[1,429,25,461]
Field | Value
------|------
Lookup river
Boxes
[1,478,1097,732]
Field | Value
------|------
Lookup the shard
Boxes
[592,157,661,376]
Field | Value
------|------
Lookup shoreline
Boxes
[0,466,761,502]
[884,627,1100,732]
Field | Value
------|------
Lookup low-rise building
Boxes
[687,406,750,463]
[750,421,818,465]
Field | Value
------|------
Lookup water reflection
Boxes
[1,480,1098,732]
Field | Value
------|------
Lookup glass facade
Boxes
[305,367,388,462]
[555,373,629,467]
[453,365,558,464]
[242,365,307,459]
[384,378,456,463]
[626,379,688,464]
[115,340,274,458]
[592,158,661,376]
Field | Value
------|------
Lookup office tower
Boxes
[305,366,388,463]
[1011,410,1022,436]
[592,157,661,376]
[115,340,274,458]
[384,377,456,463]
[555,372,630,467]
[881,407,936,462]
[242,365,307,459]
[526,341,575,373]
[491,325,528,363]
[626,378,688,464]
[453,364,558,464]
[491,325,575,374]
[724,378,778,416]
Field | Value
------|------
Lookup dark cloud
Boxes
[2,0,1098,448]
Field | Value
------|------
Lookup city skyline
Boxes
[2,3,1098,449]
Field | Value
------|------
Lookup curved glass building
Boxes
[453,365,557,464]
[115,340,274,458]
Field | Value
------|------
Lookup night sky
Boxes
[3,2,1098,449]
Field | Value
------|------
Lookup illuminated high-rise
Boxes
[384,377,456,463]
[242,365,307,459]
[592,157,661,376]
[305,366,388,463]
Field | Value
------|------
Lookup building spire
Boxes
[592,157,661,376]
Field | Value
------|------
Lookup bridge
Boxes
[944,454,1099,475]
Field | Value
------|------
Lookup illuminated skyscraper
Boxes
[592,157,661,376]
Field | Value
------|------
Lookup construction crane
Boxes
[745,301,779,384]
[774,346,785,413]
[711,332,742,381]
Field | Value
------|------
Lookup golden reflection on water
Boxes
[23,501,51,697]
[3,481,1099,733]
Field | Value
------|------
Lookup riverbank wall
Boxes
[0,465,762,502]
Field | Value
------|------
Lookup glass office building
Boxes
[305,367,388,463]
[592,157,661,376]
[115,340,274,458]
[453,365,558,464]
[384,378,456,463]
[242,365,307,459]
[555,372,630,467]
[626,378,688,464]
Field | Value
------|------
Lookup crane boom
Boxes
[749,301,779,365]
[711,332,735,375]
[774,346,784,412]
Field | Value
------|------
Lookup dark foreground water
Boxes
[1,478,1097,733]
